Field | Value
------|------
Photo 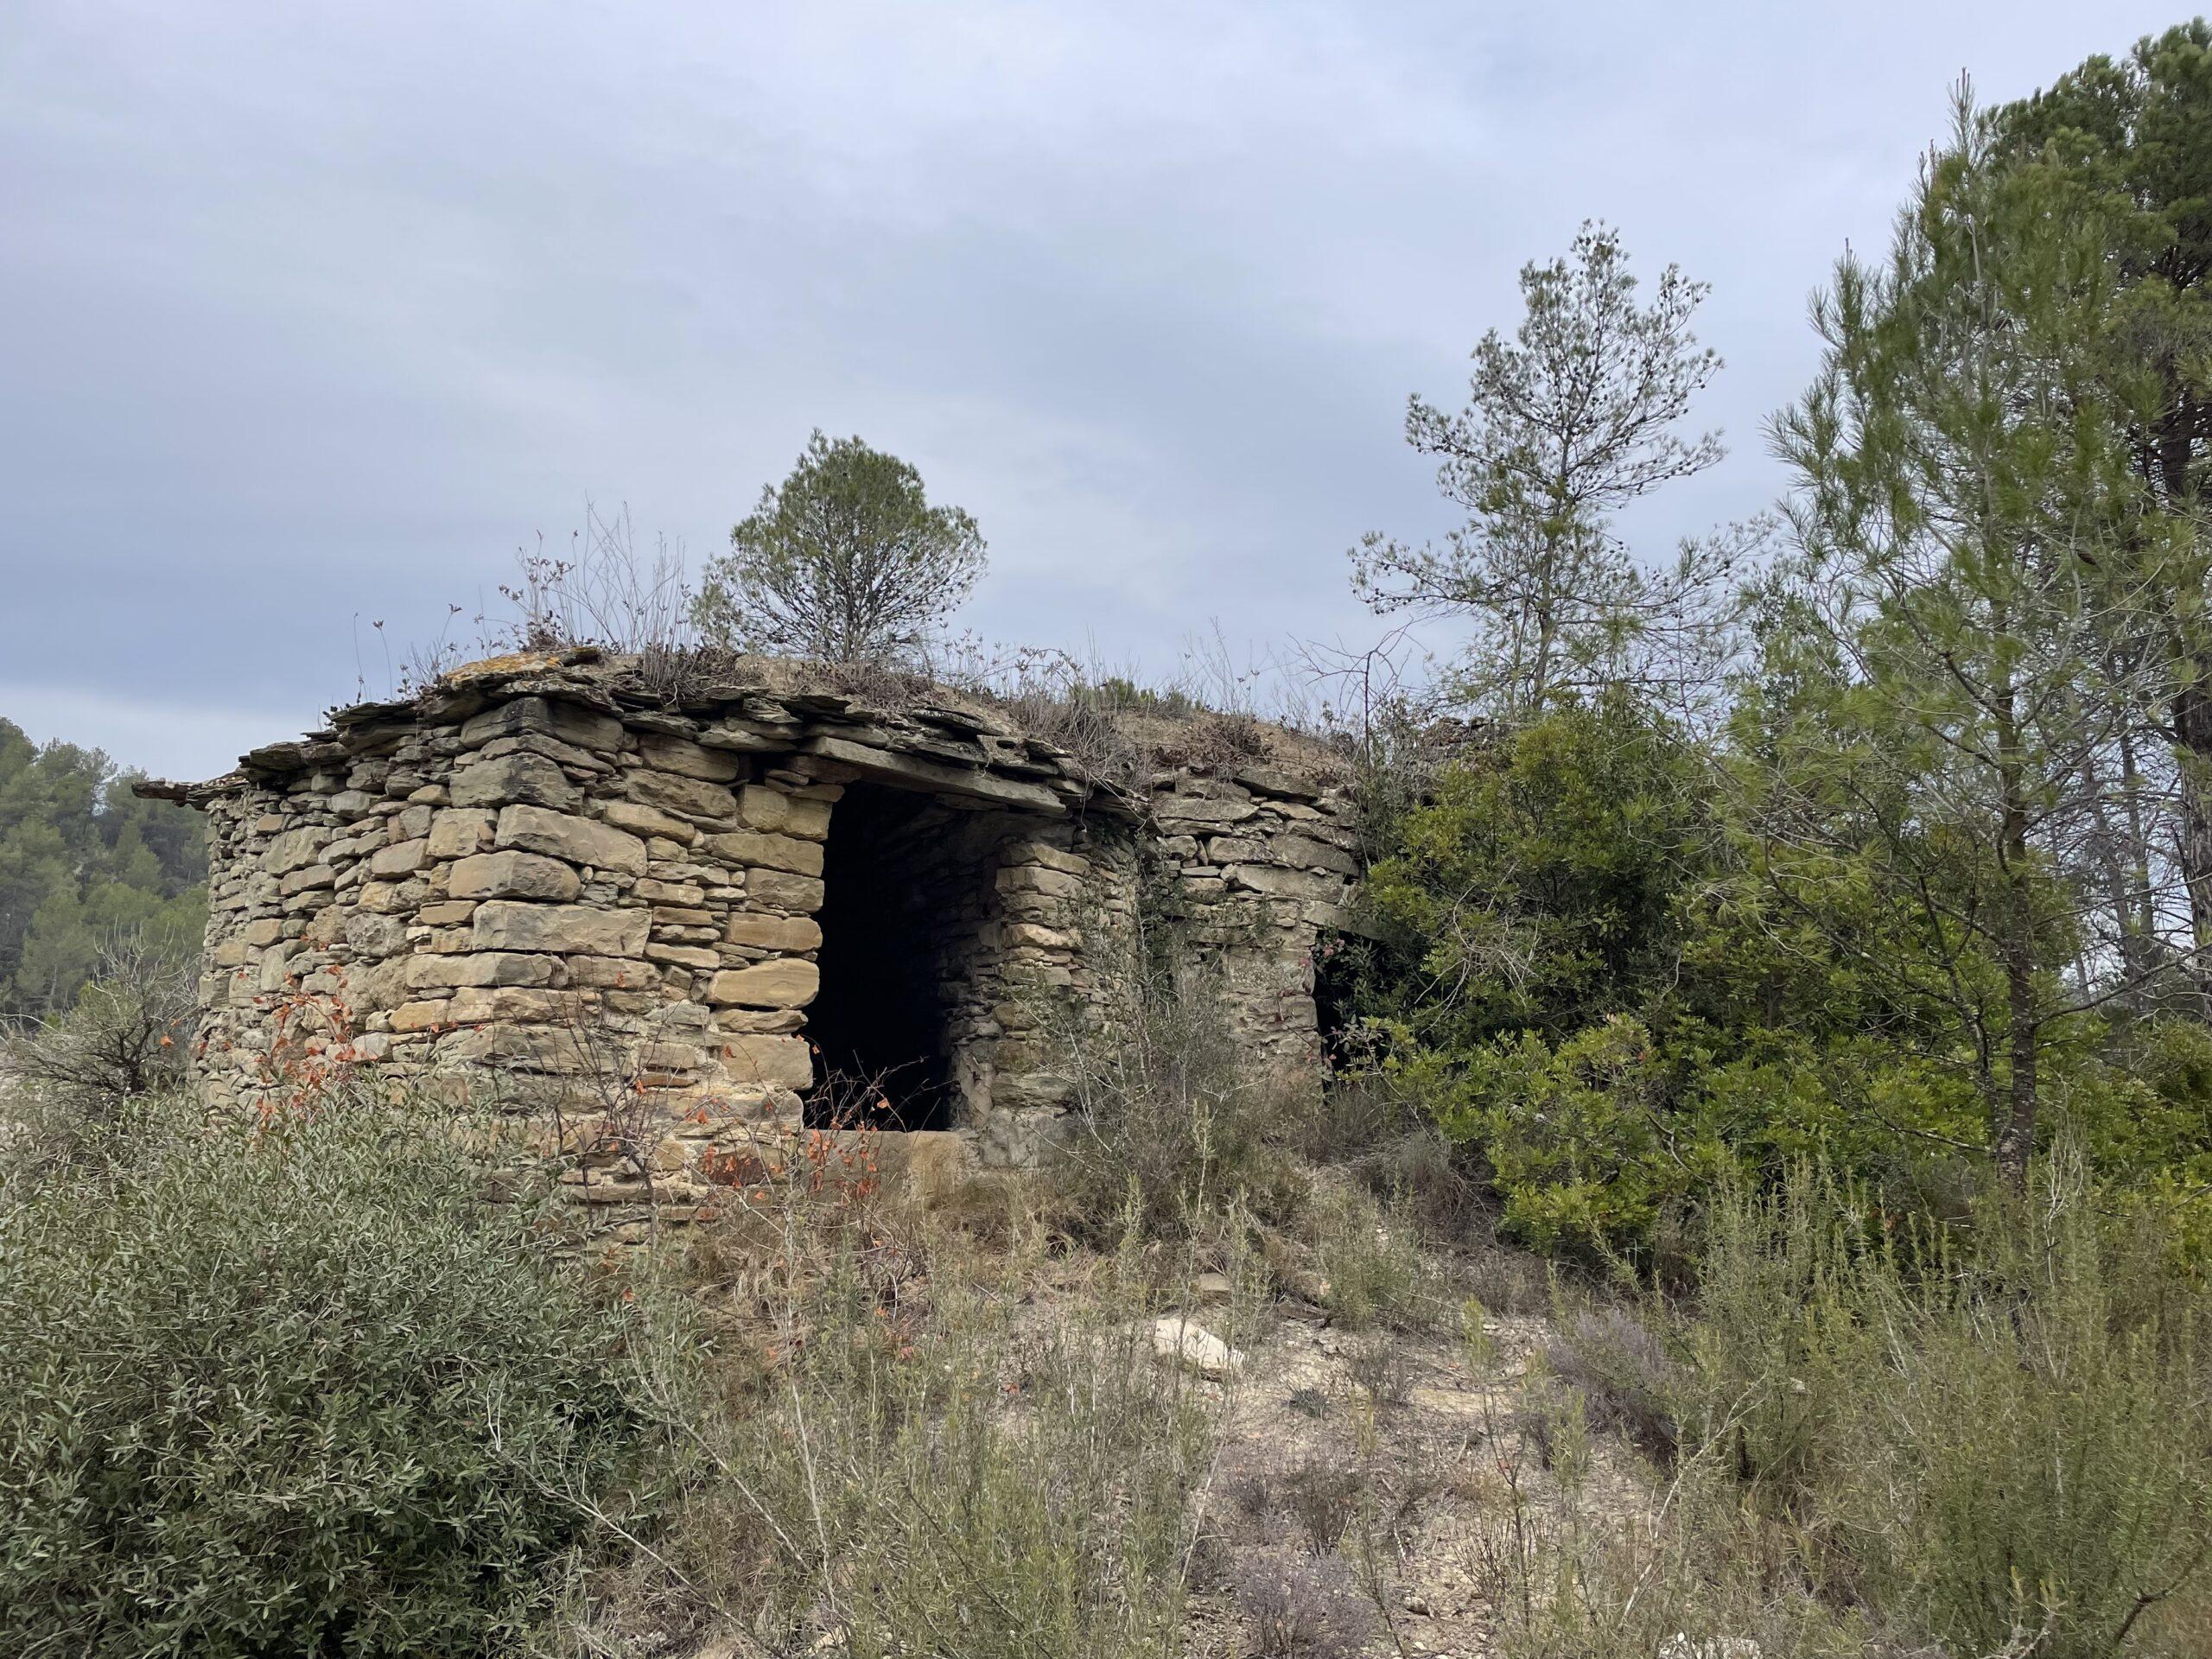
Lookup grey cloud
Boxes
[0,0,2177,774]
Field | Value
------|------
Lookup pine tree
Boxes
[1352,222,1734,720]
[1999,23,2212,1008]
[1763,87,2165,1185]
[693,431,987,666]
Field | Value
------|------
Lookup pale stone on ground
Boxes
[1148,1315,1245,1380]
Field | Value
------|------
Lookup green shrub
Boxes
[629,1207,1214,1659]
[1309,1180,1442,1332]
[1358,695,1711,1048]
[0,1090,651,1658]
[1477,1160,2212,1657]
[0,934,194,1181]
[1054,964,1311,1244]
[1678,1160,2212,1658]
[1402,1016,1729,1258]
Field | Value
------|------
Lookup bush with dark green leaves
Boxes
[0,1090,652,1658]
[1355,691,2212,1262]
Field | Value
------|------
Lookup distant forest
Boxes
[0,718,206,1016]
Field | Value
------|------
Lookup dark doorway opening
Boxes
[806,783,975,1130]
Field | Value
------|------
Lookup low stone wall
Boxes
[166,652,1359,1227]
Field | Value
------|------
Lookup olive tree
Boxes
[694,430,987,665]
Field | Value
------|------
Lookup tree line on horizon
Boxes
[0,719,206,1019]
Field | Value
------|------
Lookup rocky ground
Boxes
[1177,1300,1656,1659]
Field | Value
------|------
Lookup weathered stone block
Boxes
[322,832,378,866]
[343,912,409,957]
[479,732,607,774]
[707,958,820,1008]
[1152,794,1257,826]
[450,850,582,902]
[725,912,823,952]
[356,880,418,914]
[459,695,622,753]
[702,830,823,876]
[784,797,833,838]
[1271,834,1361,875]
[749,869,824,913]
[265,825,332,874]
[1232,763,1325,801]
[365,836,424,875]
[436,1023,592,1074]
[624,768,735,823]
[1224,864,1343,904]
[715,1033,813,1090]
[1202,836,1268,864]
[1015,842,1089,876]
[495,804,648,874]
[565,955,658,990]
[450,753,581,812]
[472,900,649,958]
[633,876,706,906]
[996,865,1079,898]
[734,785,832,840]
[733,785,791,833]
[709,1007,806,1033]
[405,951,562,989]
[645,943,722,969]
[640,734,744,781]
[601,800,698,844]
[448,985,573,1026]
[699,718,792,753]
[427,808,493,859]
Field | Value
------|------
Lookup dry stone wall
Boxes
[166,652,1358,1224]
[1153,765,1363,1065]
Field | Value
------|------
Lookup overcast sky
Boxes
[0,0,2174,780]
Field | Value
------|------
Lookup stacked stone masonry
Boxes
[160,652,1360,1228]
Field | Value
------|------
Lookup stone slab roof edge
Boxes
[138,648,1355,825]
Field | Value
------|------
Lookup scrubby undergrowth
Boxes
[0,1090,652,1659]
[3,969,2209,1659]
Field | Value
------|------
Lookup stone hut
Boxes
[149,651,1360,1217]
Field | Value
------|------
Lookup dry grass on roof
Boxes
[416,645,1352,791]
